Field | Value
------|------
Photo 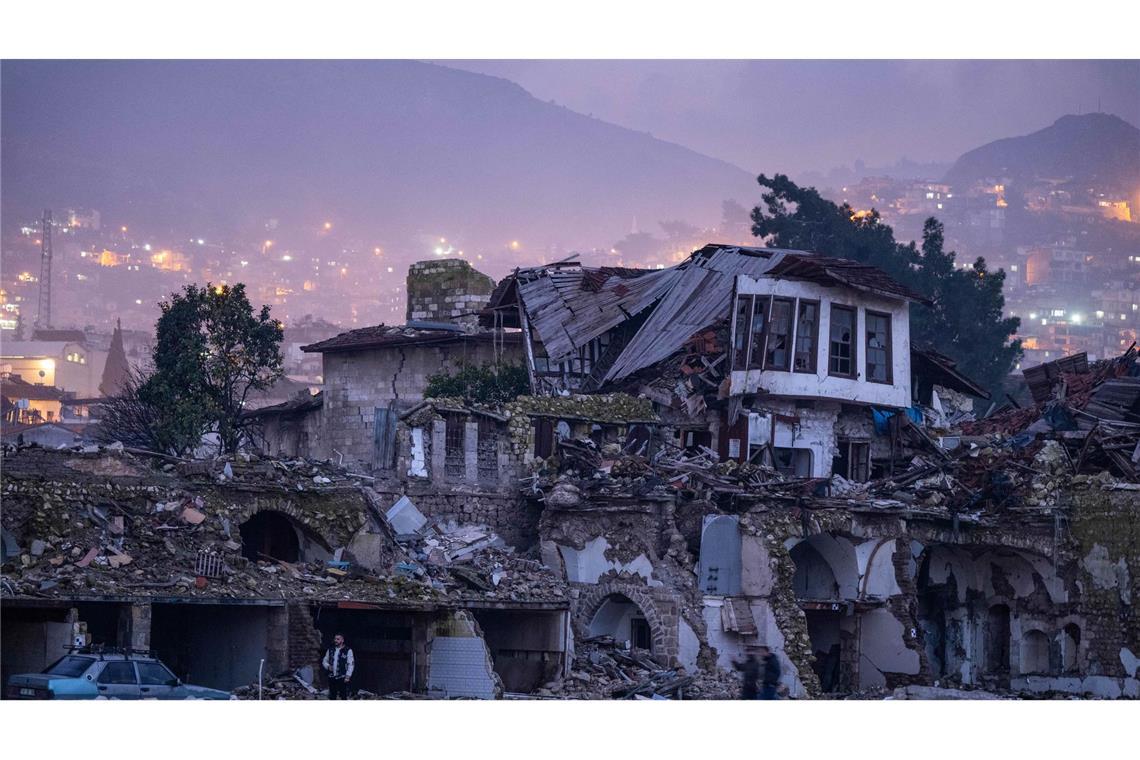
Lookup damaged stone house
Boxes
[0,448,573,699]
[5,245,1139,699]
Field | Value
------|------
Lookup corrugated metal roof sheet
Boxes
[603,249,790,383]
[510,243,925,385]
[519,266,679,363]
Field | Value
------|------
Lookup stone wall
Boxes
[319,340,506,470]
[406,259,496,327]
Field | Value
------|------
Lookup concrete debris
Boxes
[547,636,738,700]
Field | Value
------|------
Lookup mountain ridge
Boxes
[943,112,1140,191]
[0,61,758,250]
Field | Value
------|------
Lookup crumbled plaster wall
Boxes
[1067,486,1140,685]
[319,340,504,471]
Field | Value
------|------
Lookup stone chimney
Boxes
[405,259,496,328]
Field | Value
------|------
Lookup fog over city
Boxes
[2,60,1138,360]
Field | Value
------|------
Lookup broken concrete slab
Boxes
[385,496,429,535]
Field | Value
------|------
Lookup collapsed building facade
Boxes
[4,245,1138,699]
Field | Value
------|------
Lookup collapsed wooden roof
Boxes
[484,243,928,385]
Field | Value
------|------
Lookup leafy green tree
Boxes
[148,283,283,454]
[425,363,530,404]
[750,173,1021,397]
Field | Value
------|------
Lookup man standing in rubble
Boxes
[322,633,355,700]
[758,645,782,700]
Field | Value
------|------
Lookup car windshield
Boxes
[44,655,96,677]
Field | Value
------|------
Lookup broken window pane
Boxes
[866,311,892,383]
[829,305,856,377]
[794,300,819,372]
[765,298,793,370]
[444,414,466,479]
[748,296,769,369]
[732,294,754,369]
[476,416,498,481]
[774,447,812,477]
[833,439,870,482]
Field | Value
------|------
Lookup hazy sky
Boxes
[450,60,1140,174]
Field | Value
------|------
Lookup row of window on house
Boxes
[732,295,893,384]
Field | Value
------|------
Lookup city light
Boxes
[121,226,128,233]
[282,254,292,262]
[323,222,332,231]
[510,240,520,250]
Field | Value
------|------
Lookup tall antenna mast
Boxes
[37,209,53,328]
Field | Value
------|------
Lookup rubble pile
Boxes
[231,672,402,700]
[1,446,567,607]
[543,636,738,700]
[531,436,819,508]
[389,505,569,602]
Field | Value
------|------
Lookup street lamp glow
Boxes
[510,240,520,250]
[323,222,332,231]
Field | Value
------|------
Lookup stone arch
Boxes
[789,534,859,601]
[975,550,1042,601]
[1020,629,1050,675]
[576,582,669,657]
[237,507,332,564]
[914,544,978,681]
[918,545,978,603]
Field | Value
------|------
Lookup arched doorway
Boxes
[588,594,653,652]
[789,535,860,693]
[1020,630,1049,675]
[791,541,840,600]
[239,510,301,563]
[985,604,1011,678]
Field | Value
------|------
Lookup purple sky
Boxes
[449,60,1140,174]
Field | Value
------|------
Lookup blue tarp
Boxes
[872,406,924,435]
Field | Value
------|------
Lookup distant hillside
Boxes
[0,61,756,250]
[944,113,1140,191]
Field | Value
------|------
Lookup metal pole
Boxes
[258,658,265,701]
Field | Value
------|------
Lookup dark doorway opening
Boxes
[630,617,652,651]
[240,511,301,563]
[985,604,1011,679]
[805,609,845,692]
[311,607,419,696]
[471,609,566,693]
